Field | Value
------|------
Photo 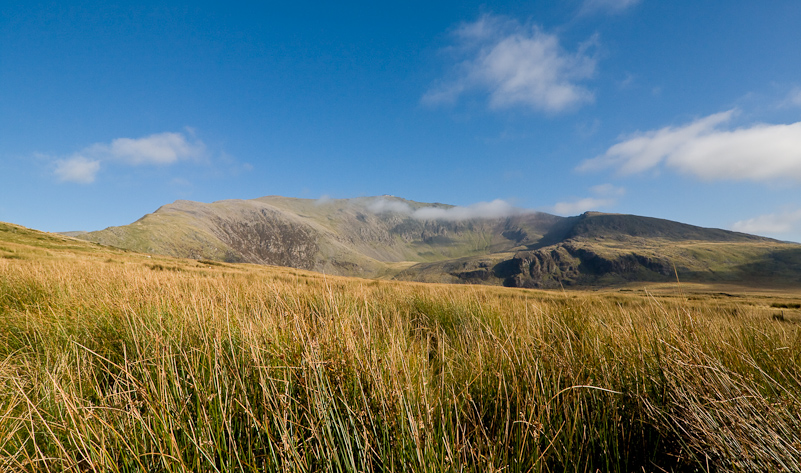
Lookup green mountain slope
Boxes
[398,212,801,287]
[0,221,113,260]
[77,196,561,278]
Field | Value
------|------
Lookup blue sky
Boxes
[2,1,801,242]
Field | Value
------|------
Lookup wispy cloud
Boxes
[53,156,101,184]
[580,0,641,15]
[552,197,612,215]
[732,209,801,237]
[414,200,524,220]
[367,197,527,221]
[86,132,205,165]
[367,198,415,215]
[551,183,624,215]
[590,183,626,197]
[783,87,801,108]
[170,177,192,188]
[423,14,597,113]
[617,72,635,89]
[580,110,801,182]
[315,195,333,206]
[50,131,206,184]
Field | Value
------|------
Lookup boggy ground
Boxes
[1,228,801,472]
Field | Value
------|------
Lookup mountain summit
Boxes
[76,196,801,287]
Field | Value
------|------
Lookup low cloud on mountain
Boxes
[367,197,527,221]
[732,208,801,238]
[552,197,612,215]
[551,183,625,215]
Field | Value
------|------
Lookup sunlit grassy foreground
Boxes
[1,255,801,472]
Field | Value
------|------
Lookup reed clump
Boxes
[1,257,800,472]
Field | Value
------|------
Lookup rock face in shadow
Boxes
[494,244,674,289]
[499,246,581,289]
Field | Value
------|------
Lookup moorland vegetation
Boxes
[1,221,801,471]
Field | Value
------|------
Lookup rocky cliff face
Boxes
[493,243,674,289]
[210,210,320,269]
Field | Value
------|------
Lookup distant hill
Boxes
[0,221,116,260]
[72,196,801,287]
[398,212,801,288]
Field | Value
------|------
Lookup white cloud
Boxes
[367,197,527,221]
[580,110,801,182]
[367,198,413,214]
[50,131,206,184]
[580,0,640,14]
[53,156,101,184]
[413,199,523,220]
[552,197,613,215]
[86,132,205,165]
[424,14,597,113]
[732,209,801,236]
[551,183,624,215]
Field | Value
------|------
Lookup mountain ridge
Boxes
[73,195,801,287]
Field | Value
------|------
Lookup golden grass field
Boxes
[1,222,801,471]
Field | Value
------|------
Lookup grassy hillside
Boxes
[0,221,121,260]
[556,212,768,243]
[399,212,801,288]
[76,196,563,277]
[2,222,801,471]
[75,196,801,288]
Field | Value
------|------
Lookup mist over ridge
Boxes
[365,196,529,221]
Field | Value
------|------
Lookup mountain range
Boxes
[71,195,801,288]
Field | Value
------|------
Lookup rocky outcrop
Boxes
[500,246,581,288]
[572,247,673,277]
[488,243,674,288]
